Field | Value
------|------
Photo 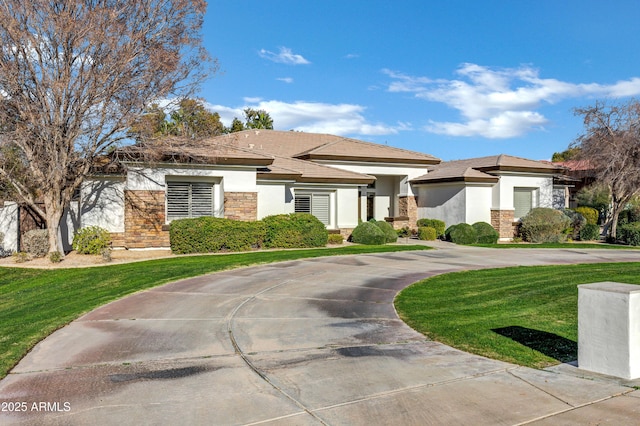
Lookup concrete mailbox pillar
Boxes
[578,282,640,380]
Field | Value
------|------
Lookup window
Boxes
[295,193,330,225]
[166,181,214,221]
[514,187,537,218]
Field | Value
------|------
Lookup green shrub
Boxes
[327,234,344,244]
[170,217,266,254]
[22,229,49,258]
[262,213,328,248]
[72,226,111,255]
[472,222,499,244]
[48,251,63,263]
[445,223,478,245]
[574,206,599,225]
[396,226,411,238]
[416,218,446,237]
[373,220,398,243]
[618,222,640,246]
[579,223,600,241]
[519,208,571,243]
[351,221,386,245]
[561,209,586,240]
[418,226,437,241]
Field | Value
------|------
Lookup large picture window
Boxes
[295,192,330,225]
[166,181,214,221]
[514,187,537,219]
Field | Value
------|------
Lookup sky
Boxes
[196,1,640,161]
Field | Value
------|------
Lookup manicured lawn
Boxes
[0,244,429,379]
[395,262,640,369]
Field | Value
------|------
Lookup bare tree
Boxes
[0,0,213,256]
[574,99,640,240]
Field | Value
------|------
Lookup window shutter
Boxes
[190,182,214,217]
[295,195,311,213]
[167,182,190,220]
[514,188,533,218]
[312,194,330,225]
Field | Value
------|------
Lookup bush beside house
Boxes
[519,208,571,243]
[416,218,446,238]
[22,229,49,258]
[351,221,387,245]
[472,222,499,244]
[170,217,266,254]
[418,226,437,241]
[72,226,111,254]
[263,213,328,248]
[372,220,398,243]
[445,223,478,245]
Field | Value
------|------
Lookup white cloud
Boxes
[277,77,294,84]
[259,47,310,65]
[385,63,640,139]
[205,99,404,136]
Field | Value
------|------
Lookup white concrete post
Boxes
[578,282,640,379]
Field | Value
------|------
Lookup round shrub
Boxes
[22,229,49,257]
[579,223,600,241]
[418,226,437,241]
[575,206,599,225]
[519,208,571,243]
[560,209,586,240]
[328,234,344,244]
[170,217,266,253]
[263,213,328,249]
[472,222,499,244]
[445,223,478,245]
[72,226,111,255]
[618,222,640,246]
[351,221,386,245]
[373,220,398,243]
[416,218,445,237]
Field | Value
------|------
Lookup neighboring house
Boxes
[411,155,566,240]
[0,130,568,250]
[551,160,596,208]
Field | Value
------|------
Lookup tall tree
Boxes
[244,108,274,129]
[574,99,640,240]
[168,98,224,138]
[0,0,212,256]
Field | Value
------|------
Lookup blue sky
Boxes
[197,1,640,161]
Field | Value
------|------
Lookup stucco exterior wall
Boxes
[493,173,554,217]
[465,185,493,224]
[126,165,257,192]
[80,178,126,233]
[416,183,467,226]
[0,202,19,252]
[257,182,292,218]
[336,187,359,229]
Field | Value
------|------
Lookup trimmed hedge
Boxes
[519,208,571,243]
[579,223,600,241]
[445,223,478,245]
[170,217,266,254]
[418,226,437,241]
[373,220,398,243]
[72,226,111,255]
[351,221,386,245]
[472,222,499,244]
[575,206,599,225]
[262,213,328,248]
[328,234,344,244]
[618,222,640,246]
[416,218,445,237]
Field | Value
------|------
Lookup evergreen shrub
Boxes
[416,218,446,237]
[574,206,599,225]
[519,208,571,243]
[445,223,478,245]
[579,223,600,241]
[373,220,398,243]
[328,234,344,244]
[618,222,640,246]
[262,213,328,248]
[418,226,437,241]
[472,222,499,244]
[170,217,266,254]
[351,221,386,245]
[72,226,111,255]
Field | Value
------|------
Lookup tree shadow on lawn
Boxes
[492,326,577,364]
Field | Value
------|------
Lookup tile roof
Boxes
[257,156,375,184]
[206,130,440,165]
[412,154,564,184]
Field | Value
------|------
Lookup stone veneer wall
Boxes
[398,195,418,229]
[491,209,516,240]
[124,190,170,248]
[224,192,257,221]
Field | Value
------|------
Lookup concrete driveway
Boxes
[2,243,640,425]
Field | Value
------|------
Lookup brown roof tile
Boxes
[258,155,375,184]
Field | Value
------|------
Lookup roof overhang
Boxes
[295,153,440,165]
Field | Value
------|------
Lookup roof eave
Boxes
[295,153,440,165]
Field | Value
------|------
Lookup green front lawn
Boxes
[0,244,429,379]
[395,262,640,369]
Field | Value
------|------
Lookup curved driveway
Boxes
[2,243,640,425]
